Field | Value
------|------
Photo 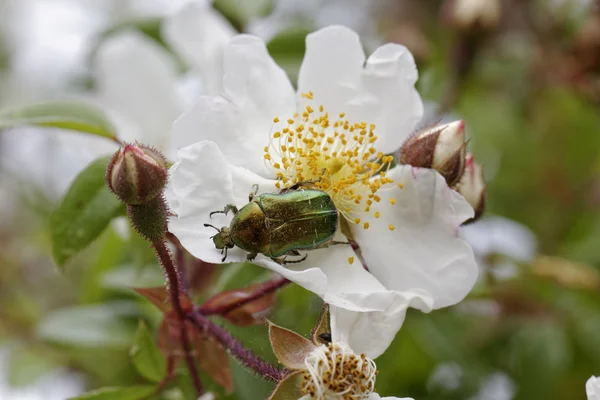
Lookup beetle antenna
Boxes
[204,223,220,232]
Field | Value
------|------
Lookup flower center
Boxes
[264,92,399,231]
[301,342,378,400]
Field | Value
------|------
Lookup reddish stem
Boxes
[153,239,204,395]
[187,310,286,382]
[200,275,290,316]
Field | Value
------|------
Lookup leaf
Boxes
[0,100,119,140]
[268,321,315,370]
[130,321,166,383]
[69,385,155,400]
[133,287,193,314]
[50,156,125,268]
[157,319,233,393]
[268,371,303,400]
[37,302,138,348]
[310,303,330,345]
[8,346,60,387]
[200,281,278,326]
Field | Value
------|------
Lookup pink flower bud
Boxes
[106,143,168,205]
[455,153,486,222]
[399,120,467,186]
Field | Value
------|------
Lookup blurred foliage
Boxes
[1,0,600,399]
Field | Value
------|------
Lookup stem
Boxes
[201,276,290,316]
[153,239,204,395]
[187,310,286,382]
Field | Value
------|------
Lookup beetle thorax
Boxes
[264,91,400,232]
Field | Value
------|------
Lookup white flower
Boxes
[168,25,478,358]
[588,376,600,400]
[268,322,414,400]
[94,1,236,157]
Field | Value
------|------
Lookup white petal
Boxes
[173,35,295,175]
[349,44,424,154]
[94,30,182,150]
[298,27,422,154]
[297,25,365,116]
[162,1,236,96]
[167,141,277,264]
[368,394,415,400]
[330,290,433,359]
[588,376,600,400]
[354,166,478,309]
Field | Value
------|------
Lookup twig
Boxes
[153,239,204,395]
[187,310,286,382]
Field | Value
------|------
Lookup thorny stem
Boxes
[152,239,204,395]
[187,310,286,382]
[200,275,290,316]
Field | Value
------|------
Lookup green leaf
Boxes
[130,321,166,383]
[69,385,155,400]
[37,302,139,348]
[0,100,119,140]
[50,156,125,268]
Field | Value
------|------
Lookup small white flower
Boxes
[268,321,414,400]
[588,376,600,400]
[168,26,478,358]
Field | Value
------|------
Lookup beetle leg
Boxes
[209,204,239,218]
[331,240,351,245]
[249,184,259,201]
[221,248,228,262]
[273,254,308,265]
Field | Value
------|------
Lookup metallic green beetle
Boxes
[205,187,339,263]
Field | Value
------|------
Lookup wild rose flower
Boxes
[168,26,478,357]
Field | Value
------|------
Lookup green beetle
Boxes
[204,187,339,263]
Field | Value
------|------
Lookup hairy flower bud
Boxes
[455,153,485,223]
[106,143,168,205]
[399,120,467,186]
[442,0,501,33]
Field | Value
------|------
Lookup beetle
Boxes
[204,186,340,263]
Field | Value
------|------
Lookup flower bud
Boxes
[399,120,467,186]
[106,143,168,205]
[442,0,501,33]
[455,153,485,222]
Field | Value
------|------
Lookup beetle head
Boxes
[204,224,235,261]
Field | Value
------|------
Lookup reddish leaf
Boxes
[157,318,233,393]
[268,371,304,400]
[268,321,316,370]
[201,282,277,326]
[310,303,331,345]
[133,287,193,313]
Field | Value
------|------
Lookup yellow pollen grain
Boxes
[348,256,355,265]
[264,154,271,160]
[273,117,280,123]
[363,222,369,229]
[398,183,404,189]
[354,218,361,224]
[388,224,395,231]
[374,212,381,219]
[389,198,396,205]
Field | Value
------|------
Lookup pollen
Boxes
[388,224,395,231]
[264,94,396,225]
[363,222,369,229]
[301,342,378,400]
[348,256,355,265]
[389,198,396,205]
